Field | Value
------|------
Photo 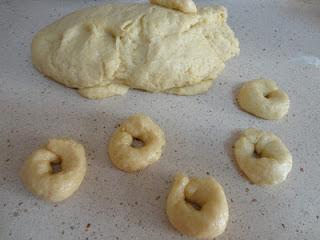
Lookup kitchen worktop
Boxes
[0,0,319,239]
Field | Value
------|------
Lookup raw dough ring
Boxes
[20,139,87,202]
[166,173,229,239]
[237,79,290,120]
[108,114,165,172]
[234,128,292,185]
[150,0,197,13]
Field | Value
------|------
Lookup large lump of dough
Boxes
[32,3,239,99]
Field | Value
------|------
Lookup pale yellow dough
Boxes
[32,3,239,99]
[166,173,229,239]
[234,128,292,186]
[108,114,165,172]
[150,0,197,13]
[20,139,87,202]
[78,83,129,100]
[165,79,213,95]
[237,79,290,120]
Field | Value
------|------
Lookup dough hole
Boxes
[185,198,202,211]
[50,160,62,174]
[263,92,272,99]
[253,149,261,159]
[131,138,145,148]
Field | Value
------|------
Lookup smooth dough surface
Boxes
[32,3,239,99]
[166,173,229,239]
[234,128,292,185]
[237,79,290,120]
[108,114,165,172]
[20,139,87,202]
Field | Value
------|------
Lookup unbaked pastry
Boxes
[108,114,165,172]
[20,139,87,202]
[150,0,197,13]
[32,3,239,99]
[237,79,290,120]
[234,128,292,185]
[166,173,229,239]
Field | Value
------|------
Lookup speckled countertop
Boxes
[1,0,320,239]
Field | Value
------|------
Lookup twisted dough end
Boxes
[166,173,229,239]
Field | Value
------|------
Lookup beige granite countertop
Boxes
[0,0,319,239]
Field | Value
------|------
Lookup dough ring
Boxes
[166,173,229,239]
[150,0,197,13]
[237,79,290,120]
[108,114,165,172]
[234,128,292,185]
[20,139,87,202]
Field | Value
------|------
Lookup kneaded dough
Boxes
[32,3,239,99]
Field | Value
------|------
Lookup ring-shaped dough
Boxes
[108,114,165,172]
[150,0,197,13]
[234,128,292,185]
[20,139,87,202]
[237,79,290,120]
[166,173,229,239]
